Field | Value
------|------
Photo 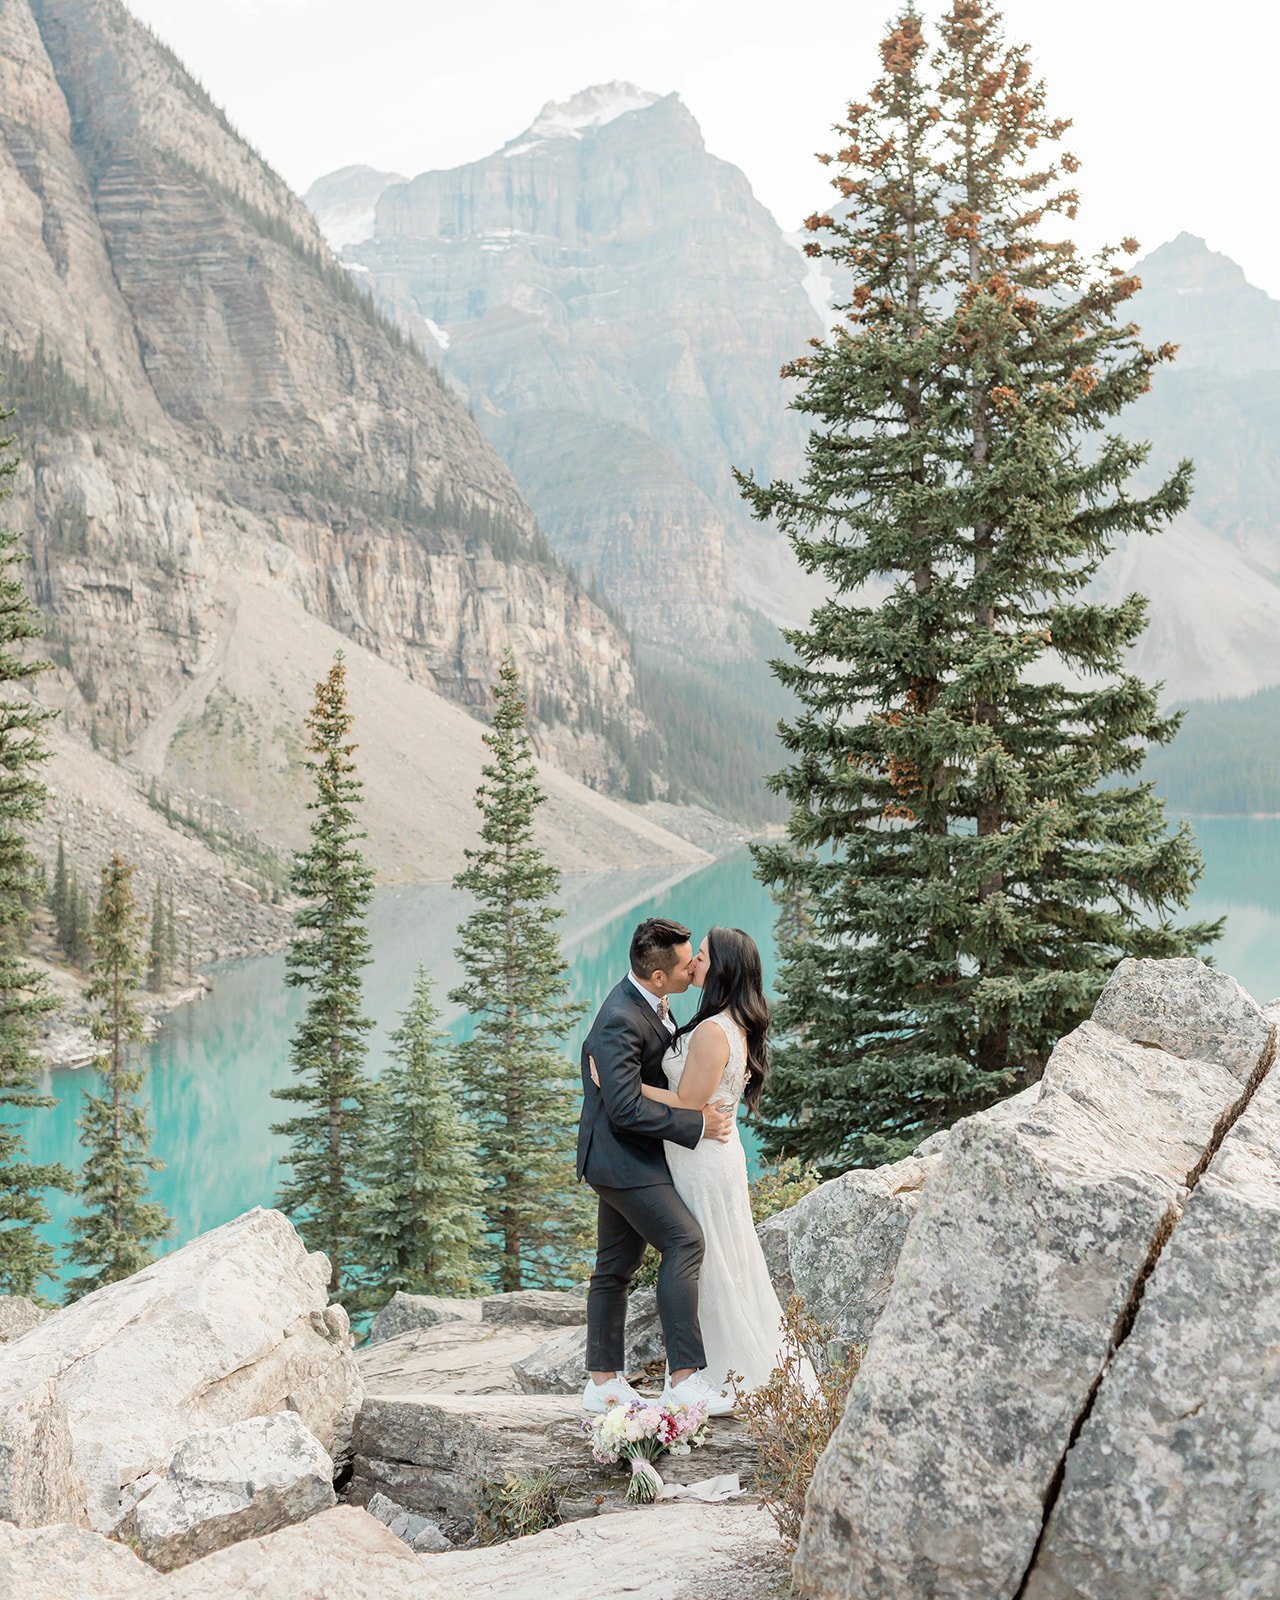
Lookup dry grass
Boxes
[734,1297,863,1548]
[473,1469,563,1544]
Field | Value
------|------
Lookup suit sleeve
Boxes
[591,1007,704,1151]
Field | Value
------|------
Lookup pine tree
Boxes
[270,652,374,1299]
[64,854,172,1300]
[165,883,178,978]
[0,388,72,1296]
[746,2,1218,1171]
[354,967,484,1302]
[148,879,167,992]
[50,833,67,934]
[449,653,588,1291]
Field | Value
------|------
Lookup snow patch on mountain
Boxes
[784,230,837,327]
[503,81,661,156]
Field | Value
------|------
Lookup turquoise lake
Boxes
[20,818,1280,1289]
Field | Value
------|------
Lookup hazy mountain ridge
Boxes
[307,82,825,652]
[0,0,666,817]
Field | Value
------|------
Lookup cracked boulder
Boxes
[757,1155,939,1349]
[123,1411,336,1572]
[1024,1067,1280,1600]
[793,1017,1255,1600]
[0,1208,362,1534]
[758,1085,1040,1350]
[1093,956,1276,1082]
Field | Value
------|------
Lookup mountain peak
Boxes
[504,82,663,155]
[1133,234,1280,374]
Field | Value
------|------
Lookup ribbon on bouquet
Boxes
[625,1459,743,1504]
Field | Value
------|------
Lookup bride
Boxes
[639,927,792,1395]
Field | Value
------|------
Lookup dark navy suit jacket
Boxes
[576,977,704,1188]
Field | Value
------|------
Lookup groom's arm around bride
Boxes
[577,917,735,1411]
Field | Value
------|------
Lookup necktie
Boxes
[657,996,670,1027]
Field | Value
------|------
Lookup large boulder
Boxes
[1024,1067,1280,1599]
[511,1288,663,1395]
[1093,956,1275,1082]
[793,1017,1259,1600]
[160,1504,453,1599]
[0,1378,85,1528]
[0,1297,48,1345]
[0,1519,159,1597]
[756,1156,938,1347]
[123,1411,336,1572]
[757,1084,1041,1348]
[0,1208,362,1534]
[480,1290,588,1327]
[366,1294,480,1346]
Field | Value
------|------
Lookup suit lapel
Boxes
[622,980,673,1051]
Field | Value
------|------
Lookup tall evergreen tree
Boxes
[148,878,167,992]
[0,387,71,1296]
[746,2,1218,1170]
[354,966,484,1303]
[271,652,374,1299]
[449,654,587,1291]
[64,854,171,1300]
[50,833,67,935]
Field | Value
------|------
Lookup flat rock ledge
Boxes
[0,1500,784,1600]
[347,1391,759,1526]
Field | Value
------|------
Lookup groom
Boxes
[576,916,734,1415]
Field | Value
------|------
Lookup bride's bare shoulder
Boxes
[689,1015,731,1059]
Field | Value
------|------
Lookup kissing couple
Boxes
[576,916,789,1415]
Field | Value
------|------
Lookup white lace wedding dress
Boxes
[662,1011,790,1393]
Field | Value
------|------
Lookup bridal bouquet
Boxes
[583,1400,709,1503]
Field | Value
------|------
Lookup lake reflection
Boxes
[20,819,1280,1287]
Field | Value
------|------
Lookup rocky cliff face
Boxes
[1095,234,1280,703]
[308,83,825,651]
[0,2,653,800]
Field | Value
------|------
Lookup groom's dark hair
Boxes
[630,917,692,978]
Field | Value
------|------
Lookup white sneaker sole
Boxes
[582,1387,640,1414]
[661,1388,734,1417]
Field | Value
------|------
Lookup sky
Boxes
[124,0,1280,296]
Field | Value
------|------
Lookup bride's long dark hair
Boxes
[675,926,770,1113]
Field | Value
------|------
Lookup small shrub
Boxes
[749,1157,822,1226]
[734,1296,862,1548]
[474,1469,563,1545]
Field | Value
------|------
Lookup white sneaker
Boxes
[662,1370,735,1416]
[582,1375,643,1413]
